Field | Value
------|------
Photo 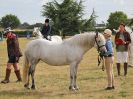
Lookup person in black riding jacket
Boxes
[41,19,51,40]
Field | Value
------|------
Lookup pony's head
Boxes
[33,27,42,37]
[94,32,107,53]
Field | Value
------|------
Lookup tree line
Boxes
[0,0,132,35]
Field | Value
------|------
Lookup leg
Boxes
[123,52,128,76]
[1,63,12,84]
[69,62,79,91]
[116,63,120,76]
[124,62,128,76]
[30,65,36,90]
[110,57,115,88]
[105,58,112,88]
[31,69,35,89]
[73,63,79,90]
[24,59,39,89]
[13,63,22,82]
[30,60,39,89]
[24,66,31,89]
[116,52,121,76]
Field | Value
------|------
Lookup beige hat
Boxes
[103,29,112,36]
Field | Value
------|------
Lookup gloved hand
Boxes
[99,51,110,57]
[99,51,106,57]
[16,57,19,61]
[103,52,109,57]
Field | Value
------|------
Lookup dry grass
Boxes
[0,37,133,99]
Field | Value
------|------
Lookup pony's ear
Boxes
[38,27,40,30]
[96,31,98,38]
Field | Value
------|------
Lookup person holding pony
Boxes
[1,27,22,84]
[115,23,131,76]
[41,18,51,40]
[103,29,115,90]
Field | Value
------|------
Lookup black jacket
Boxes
[115,31,131,51]
[41,25,51,36]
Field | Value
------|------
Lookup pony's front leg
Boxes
[69,62,79,91]
[73,63,79,90]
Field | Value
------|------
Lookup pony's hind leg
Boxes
[30,60,39,90]
[24,66,31,89]
[30,67,36,90]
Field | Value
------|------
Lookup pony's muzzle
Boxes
[99,46,107,53]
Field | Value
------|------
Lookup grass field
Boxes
[0,37,133,99]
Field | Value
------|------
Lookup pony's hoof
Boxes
[74,86,79,90]
[31,85,36,90]
[24,84,30,89]
[69,86,77,91]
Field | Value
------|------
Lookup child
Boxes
[103,29,115,90]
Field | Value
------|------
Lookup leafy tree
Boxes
[83,8,98,31]
[107,11,128,30]
[42,0,84,35]
[0,14,21,29]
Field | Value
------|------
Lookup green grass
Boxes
[0,37,133,99]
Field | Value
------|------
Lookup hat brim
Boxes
[103,33,111,36]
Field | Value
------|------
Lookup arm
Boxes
[47,25,51,35]
[14,38,22,57]
[115,33,119,45]
[126,32,131,44]
[105,41,113,55]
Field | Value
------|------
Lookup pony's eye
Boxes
[98,40,101,43]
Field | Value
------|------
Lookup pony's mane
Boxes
[64,32,96,47]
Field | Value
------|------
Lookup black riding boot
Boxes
[117,63,120,76]
[1,69,11,84]
[124,63,128,76]
[15,70,22,82]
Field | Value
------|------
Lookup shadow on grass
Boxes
[0,87,108,98]
[0,89,53,97]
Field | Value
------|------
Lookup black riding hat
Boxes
[45,19,49,23]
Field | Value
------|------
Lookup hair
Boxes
[45,19,49,23]
[120,23,125,27]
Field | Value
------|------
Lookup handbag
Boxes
[115,39,124,45]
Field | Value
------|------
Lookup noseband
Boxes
[94,35,105,52]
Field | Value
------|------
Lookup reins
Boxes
[94,32,105,71]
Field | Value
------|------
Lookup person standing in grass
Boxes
[1,27,22,84]
[103,29,115,90]
[115,23,131,76]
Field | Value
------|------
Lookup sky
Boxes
[0,0,133,24]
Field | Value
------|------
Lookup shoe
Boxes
[1,69,11,84]
[1,80,10,84]
[16,79,22,82]
[112,86,115,89]
[105,87,112,90]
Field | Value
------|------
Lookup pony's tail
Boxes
[23,52,30,83]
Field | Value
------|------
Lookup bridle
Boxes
[95,32,105,71]
[94,32,105,52]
